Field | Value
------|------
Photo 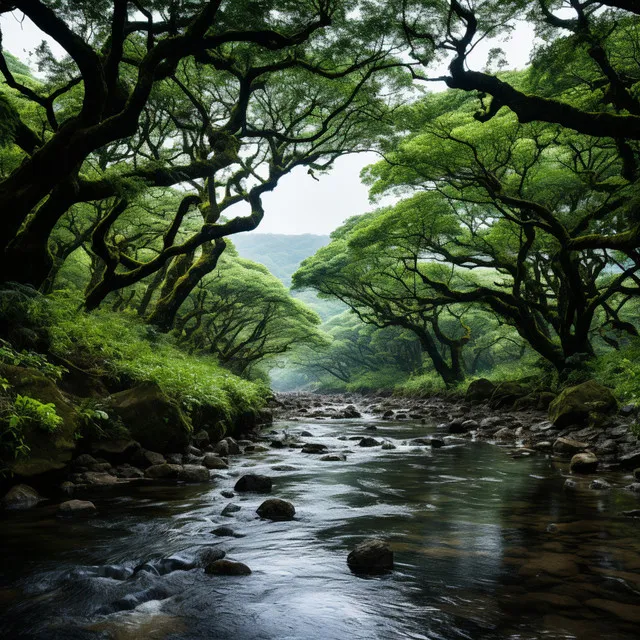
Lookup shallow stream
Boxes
[2,415,640,639]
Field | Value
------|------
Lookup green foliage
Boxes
[9,395,63,433]
[0,339,66,381]
[594,341,640,403]
[47,292,268,422]
[396,372,447,398]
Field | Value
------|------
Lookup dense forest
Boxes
[2,2,640,638]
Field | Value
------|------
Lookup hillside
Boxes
[232,233,330,287]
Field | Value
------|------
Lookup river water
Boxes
[1,415,640,639]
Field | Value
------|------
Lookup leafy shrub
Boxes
[395,372,446,397]
[594,341,640,402]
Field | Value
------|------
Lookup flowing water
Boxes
[2,415,640,639]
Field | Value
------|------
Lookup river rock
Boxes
[381,443,396,450]
[447,418,467,434]
[347,539,394,574]
[72,453,99,469]
[114,463,144,478]
[57,499,97,518]
[301,443,328,454]
[321,453,347,461]
[205,560,251,576]
[203,453,228,470]
[548,380,617,428]
[211,526,245,538]
[466,378,496,403]
[590,478,611,490]
[256,498,296,521]
[214,440,229,456]
[179,464,210,483]
[430,438,445,448]
[234,474,272,493]
[82,471,118,486]
[221,503,241,517]
[570,452,599,473]
[196,547,226,566]
[494,427,514,441]
[624,482,640,493]
[222,437,241,455]
[144,463,182,479]
[553,437,588,457]
[2,484,43,510]
[358,437,380,447]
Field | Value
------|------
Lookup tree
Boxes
[293,212,480,385]
[399,0,640,143]
[289,311,423,385]
[175,252,325,376]
[0,0,406,320]
[359,88,640,373]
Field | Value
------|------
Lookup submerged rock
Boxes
[358,437,380,447]
[205,560,251,576]
[256,498,295,521]
[301,443,328,454]
[57,499,97,518]
[211,526,245,538]
[221,503,241,517]
[321,453,347,461]
[590,478,611,490]
[347,539,394,575]
[2,484,43,510]
[234,474,272,493]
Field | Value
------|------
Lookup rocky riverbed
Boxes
[2,388,640,639]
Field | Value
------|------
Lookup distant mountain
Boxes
[231,233,344,321]
[231,233,330,287]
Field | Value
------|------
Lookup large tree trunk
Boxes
[147,239,226,331]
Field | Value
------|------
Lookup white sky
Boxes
[0,11,536,235]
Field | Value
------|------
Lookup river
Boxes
[1,413,640,639]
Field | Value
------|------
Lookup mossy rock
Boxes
[108,382,191,453]
[465,378,496,404]
[548,380,617,428]
[1,365,80,477]
[490,381,530,408]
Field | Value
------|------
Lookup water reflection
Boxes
[1,417,639,639]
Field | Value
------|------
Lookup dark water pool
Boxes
[1,417,640,639]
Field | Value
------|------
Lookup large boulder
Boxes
[347,539,394,575]
[2,484,43,510]
[548,380,617,428]
[256,498,295,521]
[466,378,496,404]
[108,382,191,453]
[1,365,80,477]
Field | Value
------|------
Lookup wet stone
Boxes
[256,498,295,521]
[57,500,97,518]
[211,526,245,538]
[347,539,394,575]
[221,503,241,517]
[205,560,251,576]
[234,474,272,493]
[358,437,381,447]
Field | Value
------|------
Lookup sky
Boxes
[0,10,536,235]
